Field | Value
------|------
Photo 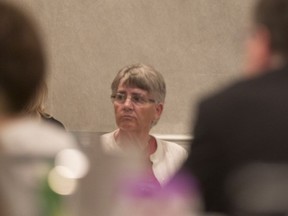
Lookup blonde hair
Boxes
[23,81,50,118]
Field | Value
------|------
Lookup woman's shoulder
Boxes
[156,138,188,156]
[100,130,121,153]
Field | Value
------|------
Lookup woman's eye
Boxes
[132,96,144,103]
[116,94,125,101]
[132,96,140,102]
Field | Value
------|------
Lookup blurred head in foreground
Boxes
[245,0,288,76]
[0,1,45,117]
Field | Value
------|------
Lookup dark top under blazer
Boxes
[180,65,288,214]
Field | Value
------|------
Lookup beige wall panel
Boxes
[7,0,254,135]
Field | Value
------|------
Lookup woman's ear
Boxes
[155,103,164,119]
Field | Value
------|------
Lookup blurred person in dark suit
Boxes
[173,0,288,215]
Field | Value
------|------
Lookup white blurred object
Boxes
[107,153,200,216]
[75,131,199,216]
[48,167,78,195]
[0,118,79,216]
[0,118,76,156]
[55,148,89,179]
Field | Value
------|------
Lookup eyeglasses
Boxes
[111,93,156,106]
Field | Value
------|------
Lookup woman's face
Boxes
[113,82,163,134]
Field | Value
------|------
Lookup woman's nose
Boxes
[122,96,134,108]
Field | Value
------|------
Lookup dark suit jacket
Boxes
[181,65,288,214]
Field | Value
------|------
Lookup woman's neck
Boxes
[115,129,156,155]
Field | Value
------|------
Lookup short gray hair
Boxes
[111,63,166,103]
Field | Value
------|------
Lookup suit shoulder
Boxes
[201,66,288,108]
[199,79,249,109]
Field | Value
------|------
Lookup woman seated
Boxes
[101,63,187,186]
